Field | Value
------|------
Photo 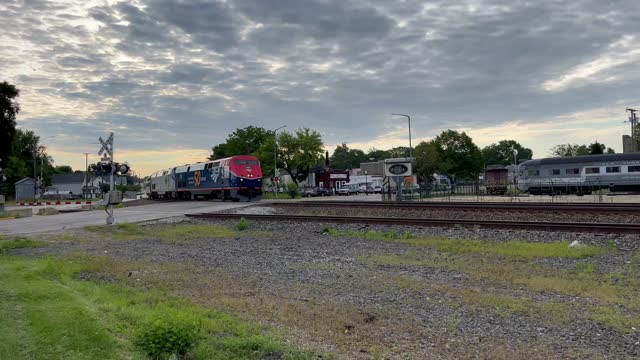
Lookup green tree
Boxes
[388,146,410,158]
[550,142,614,157]
[365,148,390,162]
[0,81,20,168]
[414,141,439,184]
[482,140,533,166]
[433,130,483,180]
[277,128,324,185]
[1,129,52,195]
[329,143,367,169]
[209,126,271,160]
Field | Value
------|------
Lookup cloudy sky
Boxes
[2,0,639,175]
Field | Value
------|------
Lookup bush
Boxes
[135,315,199,359]
[236,217,249,231]
[286,183,299,199]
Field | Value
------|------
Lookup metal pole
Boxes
[33,147,37,199]
[272,125,286,199]
[391,113,412,163]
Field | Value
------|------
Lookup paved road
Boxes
[0,201,252,235]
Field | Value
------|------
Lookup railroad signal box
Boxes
[102,190,123,206]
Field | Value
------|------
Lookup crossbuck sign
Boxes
[98,132,114,162]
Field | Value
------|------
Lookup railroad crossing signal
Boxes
[98,132,114,161]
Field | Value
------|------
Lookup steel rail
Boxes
[186,213,640,234]
[265,200,640,212]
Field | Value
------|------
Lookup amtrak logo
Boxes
[194,171,202,186]
[388,164,409,175]
[211,167,224,183]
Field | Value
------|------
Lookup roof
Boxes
[521,153,640,166]
[52,172,86,184]
[15,177,34,185]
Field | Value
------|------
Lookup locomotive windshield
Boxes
[234,159,259,165]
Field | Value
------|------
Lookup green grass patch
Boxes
[328,228,602,259]
[0,255,315,359]
[0,237,44,254]
[83,223,271,243]
[590,307,640,333]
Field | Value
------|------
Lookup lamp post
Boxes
[272,125,287,198]
[391,113,412,163]
[364,170,368,195]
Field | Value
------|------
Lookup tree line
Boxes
[1,81,75,196]
[211,125,619,185]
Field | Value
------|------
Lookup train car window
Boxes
[187,166,190,172]
[527,169,539,176]
[585,167,600,174]
[247,160,258,165]
[628,166,640,172]
[551,169,560,175]
[565,168,579,174]
[235,160,247,165]
[213,162,220,167]
[606,166,620,173]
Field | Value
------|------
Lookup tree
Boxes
[329,143,367,169]
[277,128,324,185]
[550,142,615,157]
[53,165,73,173]
[209,126,271,160]
[1,129,50,195]
[0,81,20,168]
[482,140,533,166]
[413,141,439,184]
[366,148,390,162]
[388,146,410,158]
[433,130,483,180]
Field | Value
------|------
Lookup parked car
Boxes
[373,185,382,193]
[302,187,331,197]
[364,186,376,194]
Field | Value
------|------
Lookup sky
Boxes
[2,0,640,176]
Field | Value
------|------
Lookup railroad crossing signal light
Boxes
[116,163,130,175]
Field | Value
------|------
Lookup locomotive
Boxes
[483,165,510,195]
[145,155,263,201]
[518,153,640,195]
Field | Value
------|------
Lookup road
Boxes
[0,201,251,235]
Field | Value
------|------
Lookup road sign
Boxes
[98,132,114,161]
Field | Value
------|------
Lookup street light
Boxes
[391,113,412,163]
[272,125,287,198]
[364,170,368,195]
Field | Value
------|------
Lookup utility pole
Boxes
[391,113,413,164]
[84,152,89,198]
[627,108,638,151]
[272,125,286,199]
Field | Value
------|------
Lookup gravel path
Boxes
[23,218,640,359]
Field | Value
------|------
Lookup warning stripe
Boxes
[15,201,93,206]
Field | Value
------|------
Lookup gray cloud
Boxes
[2,0,640,170]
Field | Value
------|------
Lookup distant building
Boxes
[51,172,102,198]
[623,135,635,153]
[15,178,35,201]
[360,161,385,176]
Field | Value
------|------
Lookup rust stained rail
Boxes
[266,201,640,212]
[186,213,640,234]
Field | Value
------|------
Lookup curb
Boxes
[15,201,93,206]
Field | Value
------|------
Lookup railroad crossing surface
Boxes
[0,201,251,235]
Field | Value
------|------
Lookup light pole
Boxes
[272,125,286,198]
[364,170,368,195]
[391,113,412,163]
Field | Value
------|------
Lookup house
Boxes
[51,172,102,199]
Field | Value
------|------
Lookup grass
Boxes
[82,223,272,243]
[327,228,602,259]
[0,253,315,359]
[0,236,44,254]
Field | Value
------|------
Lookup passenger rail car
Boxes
[518,153,640,195]
[145,155,262,201]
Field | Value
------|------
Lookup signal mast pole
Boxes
[627,108,638,151]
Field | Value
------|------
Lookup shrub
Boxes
[236,217,249,231]
[286,183,299,199]
[135,315,199,359]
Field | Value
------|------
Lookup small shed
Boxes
[15,178,35,201]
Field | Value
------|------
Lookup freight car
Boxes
[145,155,262,201]
[518,153,640,195]
[483,166,509,195]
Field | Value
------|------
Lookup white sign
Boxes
[330,173,348,179]
[98,132,114,160]
[384,159,412,177]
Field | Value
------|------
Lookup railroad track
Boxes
[186,213,640,234]
[266,200,640,213]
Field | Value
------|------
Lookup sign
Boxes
[384,158,412,177]
[330,173,348,179]
[98,132,114,161]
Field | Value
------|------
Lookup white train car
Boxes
[518,153,640,195]
[147,168,176,199]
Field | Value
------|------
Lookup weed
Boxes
[607,239,617,251]
[590,307,640,333]
[236,217,249,231]
[576,262,595,275]
[135,314,199,358]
